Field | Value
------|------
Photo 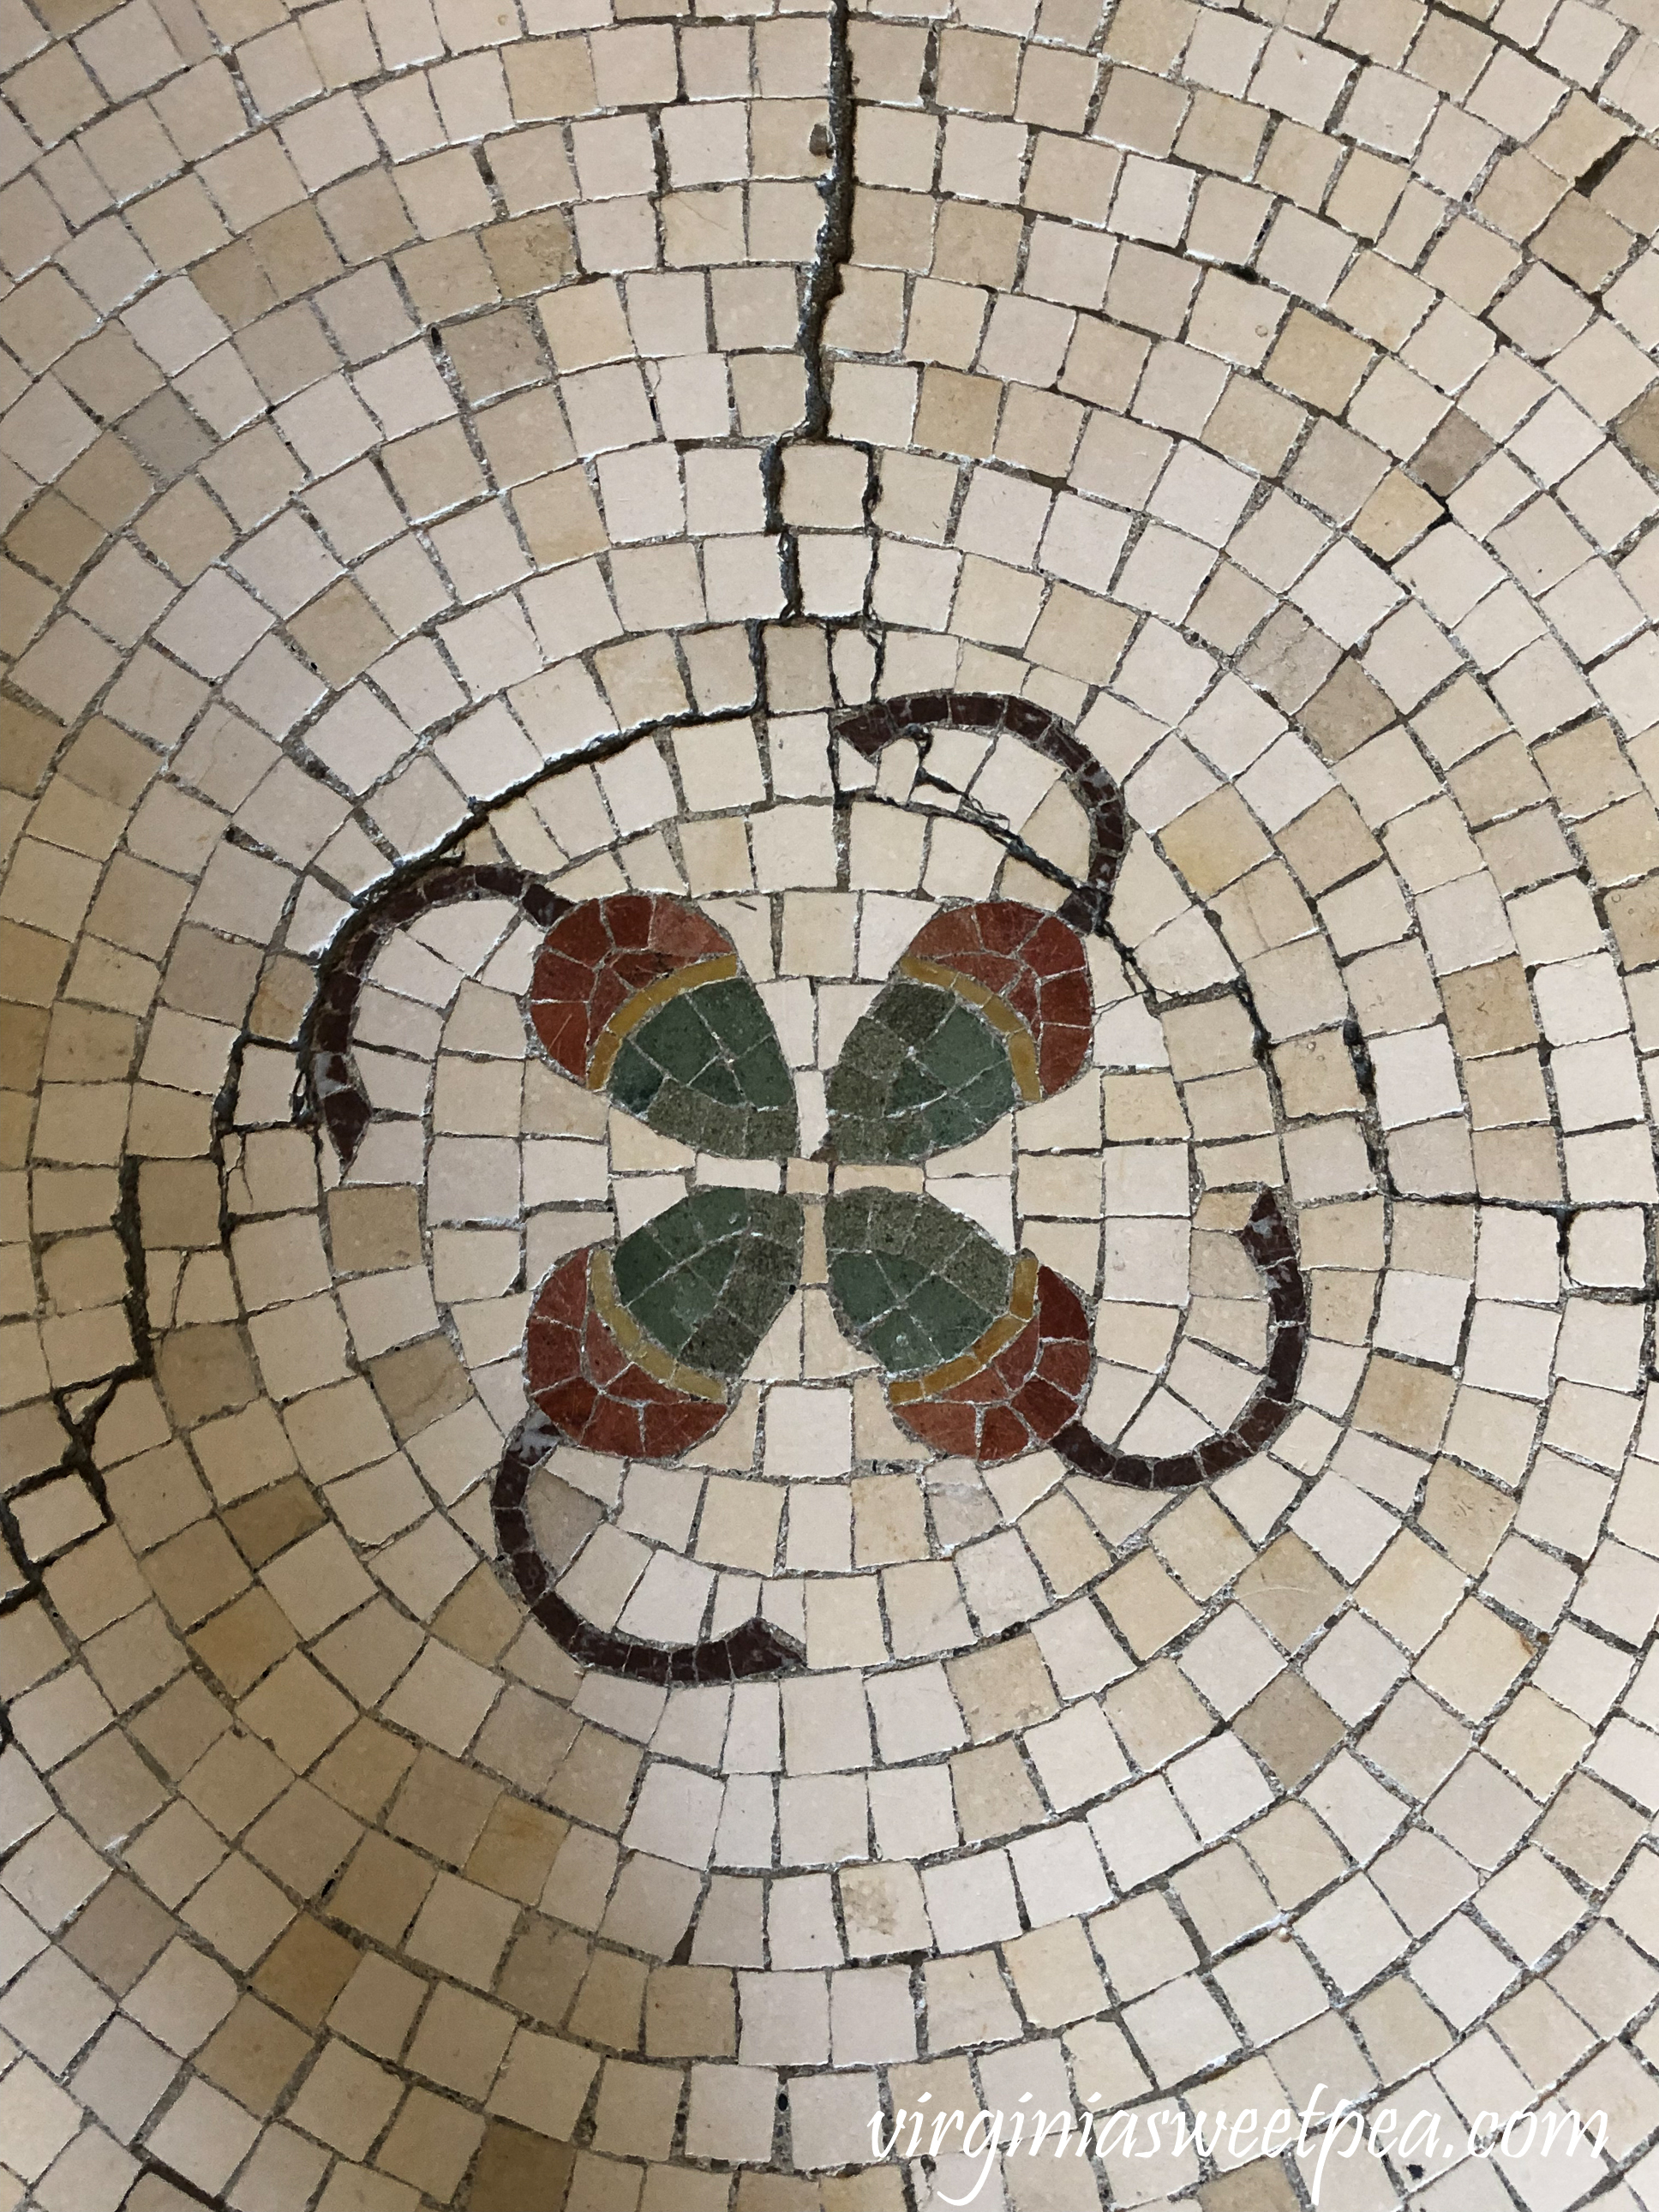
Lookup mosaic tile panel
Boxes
[2,0,1657,2208]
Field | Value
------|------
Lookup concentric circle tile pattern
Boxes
[1,0,1656,2205]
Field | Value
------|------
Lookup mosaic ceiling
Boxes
[1,0,1657,2207]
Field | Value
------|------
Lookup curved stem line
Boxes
[494,1412,805,1684]
[302,860,570,1166]
[1054,1187,1309,1490]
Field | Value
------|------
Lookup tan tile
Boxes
[195,1993,311,2114]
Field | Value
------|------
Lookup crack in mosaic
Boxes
[3,0,1658,2205]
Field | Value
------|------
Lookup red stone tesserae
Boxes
[530,891,733,1085]
[525,1245,729,1460]
[892,1263,1092,1463]
[905,901,1092,1098]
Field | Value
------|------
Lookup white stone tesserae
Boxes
[1,0,1657,2207]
